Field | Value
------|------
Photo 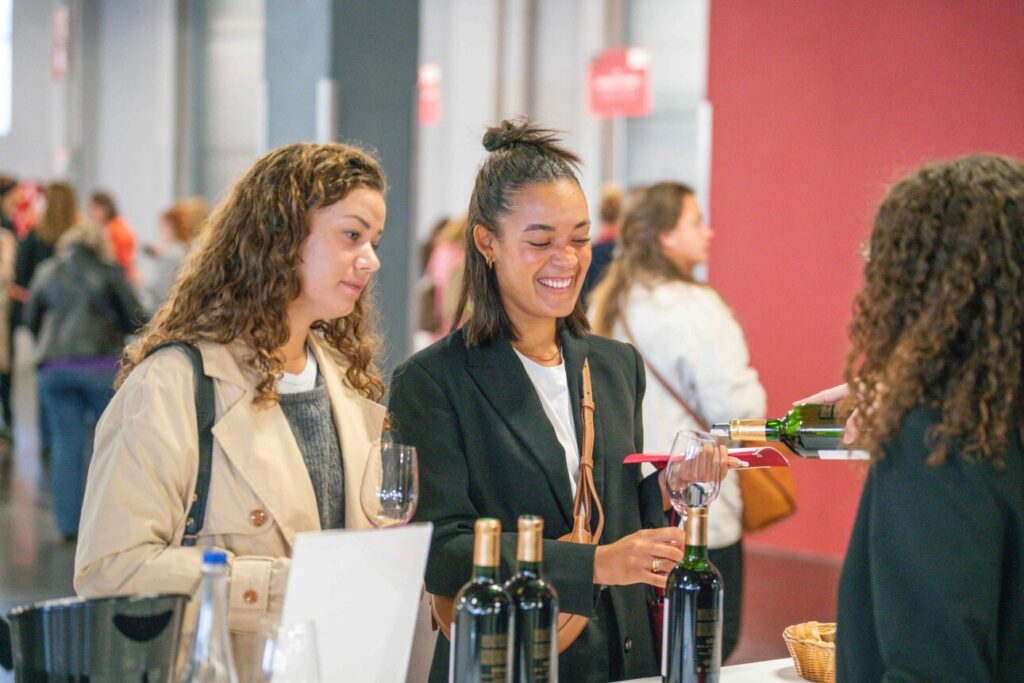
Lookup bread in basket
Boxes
[783,621,836,683]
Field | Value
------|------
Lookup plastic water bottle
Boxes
[180,549,239,683]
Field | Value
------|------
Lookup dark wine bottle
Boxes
[450,518,511,683]
[710,403,868,459]
[663,506,722,683]
[505,515,558,683]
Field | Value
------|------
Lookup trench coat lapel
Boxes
[559,327,606,507]
[199,343,320,547]
[466,336,575,527]
[310,338,386,532]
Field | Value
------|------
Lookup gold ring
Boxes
[651,558,661,574]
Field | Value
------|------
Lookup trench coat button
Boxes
[243,590,259,604]
[624,637,634,652]
[249,509,268,527]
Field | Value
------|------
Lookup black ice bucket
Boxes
[6,593,189,682]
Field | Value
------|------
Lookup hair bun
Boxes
[482,118,560,152]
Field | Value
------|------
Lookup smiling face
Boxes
[658,193,712,274]
[289,187,386,327]
[475,180,591,334]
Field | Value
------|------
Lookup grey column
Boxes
[265,0,419,375]
[265,0,332,146]
[332,0,419,376]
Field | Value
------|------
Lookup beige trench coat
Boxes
[74,336,385,674]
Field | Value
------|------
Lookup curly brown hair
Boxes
[845,154,1024,465]
[119,142,387,405]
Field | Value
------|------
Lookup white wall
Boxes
[0,0,59,179]
[197,0,264,201]
[89,0,177,244]
[416,0,711,247]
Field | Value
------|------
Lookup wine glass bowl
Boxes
[253,617,320,683]
[359,443,419,528]
[665,430,723,513]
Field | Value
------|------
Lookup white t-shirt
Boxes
[513,349,581,499]
[277,347,318,394]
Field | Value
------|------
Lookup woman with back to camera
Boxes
[831,155,1024,679]
[589,181,765,660]
[25,222,145,541]
[389,119,706,682]
[74,142,389,673]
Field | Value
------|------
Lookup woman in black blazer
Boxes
[389,120,689,682]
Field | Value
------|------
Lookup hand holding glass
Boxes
[359,443,419,527]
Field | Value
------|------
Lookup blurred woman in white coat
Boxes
[589,181,765,660]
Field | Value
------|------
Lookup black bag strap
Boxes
[147,342,215,547]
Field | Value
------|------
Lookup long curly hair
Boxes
[590,181,702,335]
[845,154,1024,465]
[119,142,387,405]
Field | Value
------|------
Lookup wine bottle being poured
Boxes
[710,403,869,460]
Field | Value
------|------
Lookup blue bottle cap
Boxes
[202,549,228,565]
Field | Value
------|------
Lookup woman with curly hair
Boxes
[74,142,388,670]
[832,154,1024,680]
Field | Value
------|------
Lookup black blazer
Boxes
[837,407,1024,681]
[389,325,659,682]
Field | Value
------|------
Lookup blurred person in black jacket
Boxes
[831,155,1024,681]
[25,222,145,541]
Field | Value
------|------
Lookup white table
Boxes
[626,657,802,682]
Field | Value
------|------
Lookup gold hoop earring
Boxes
[484,254,494,269]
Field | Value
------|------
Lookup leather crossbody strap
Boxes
[618,314,710,431]
[147,342,215,547]
[568,359,604,543]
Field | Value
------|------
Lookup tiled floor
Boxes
[0,330,842,680]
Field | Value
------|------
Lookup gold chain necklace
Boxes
[513,344,562,365]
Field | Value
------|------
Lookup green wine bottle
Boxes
[505,516,558,683]
[450,518,511,683]
[710,403,868,459]
[662,506,723,683]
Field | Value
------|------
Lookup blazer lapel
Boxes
[465,336,575,526]
[200,343,320,547]
[559,327,606,506]
[310,338,386,532]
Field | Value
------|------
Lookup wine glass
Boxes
[359,443,419,527]
[252,617,320,683]
[664,429,724,516]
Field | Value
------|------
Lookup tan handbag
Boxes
[429,359,603,653]
[617,315,796,534]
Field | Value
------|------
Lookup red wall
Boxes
[706,0,1024,559]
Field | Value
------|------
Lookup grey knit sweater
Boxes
[277,375,345,529]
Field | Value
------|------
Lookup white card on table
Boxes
[282,523,433,682]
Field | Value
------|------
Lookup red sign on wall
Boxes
[587,47,652,119]
[418,63,442,127]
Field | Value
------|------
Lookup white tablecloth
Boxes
[625,657,802,682]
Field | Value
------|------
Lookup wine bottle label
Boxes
[481,634,509,671]
[694,607,720,673]
[817,404,837,419]
[661,596,670,678]
[532,627,553,680]
[818,449,870,460]
[448,623,457,683]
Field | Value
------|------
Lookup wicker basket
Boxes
[783,621,836,683]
